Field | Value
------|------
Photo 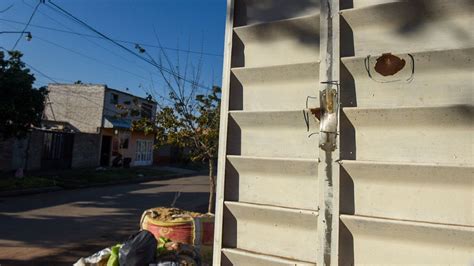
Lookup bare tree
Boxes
[133,34,220,214]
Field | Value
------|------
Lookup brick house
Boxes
[44,83,157,167]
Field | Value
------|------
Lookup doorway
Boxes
[100,135,112,166]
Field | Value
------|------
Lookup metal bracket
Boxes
[319,81,339,151]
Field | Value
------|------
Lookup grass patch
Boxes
[0,176,57,192]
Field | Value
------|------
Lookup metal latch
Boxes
[319,81,339,151]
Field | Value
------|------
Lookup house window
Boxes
[141,103,153,119]
[120,131,130,149]
[111,93,119,104]
[135,139,153,165]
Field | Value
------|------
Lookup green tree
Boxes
[0,50,47,139]
[155,86,220,213]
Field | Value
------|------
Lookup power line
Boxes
[20,0,155,74]
[26,62,71,84]
[8,0,212,105]
[17,1,222,57]
[1,46,59,121]
[45,0,213,91]
[18,1,151,69]
[9,2,160,99]
[0,46,155,122]
[0,45,71,84]
[1,17,222,58]
[2,46,122,121]
[3,21,154,85]
[12,0,41,50]
[15,0,214,97]
[0,4,14,13]
[20,69,58,121]
[3,25,162,107]
[32,35,150,81]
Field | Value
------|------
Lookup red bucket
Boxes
[140,208,214,263]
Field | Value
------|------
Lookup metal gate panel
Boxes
[226,155,319,210]
[232,14,320,68]
[339,0,474,264]
[341,161,474,226]
[227,110,319,159]
[340,215,474,264]
[341,48,474,108]
[343,106,473,164]
[223,201,318,262]
[214,0,322,264]
[230,62,319,111]
[215,0,473,265]
[340,1,473,57]
[233,0,320,27]
[222,248,311,266]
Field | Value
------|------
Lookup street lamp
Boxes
[0,31,33,41]
[25,32,32,41]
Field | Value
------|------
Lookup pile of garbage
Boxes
[74,207,214,266]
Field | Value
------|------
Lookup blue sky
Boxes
[0,0,226,99]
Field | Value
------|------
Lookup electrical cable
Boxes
[1,46,155,124]
[17,0,214,97]
[0,4,14,13]
[5,4,162,99]
[46,0,212,91]
[12,0,41,50]
[16,2,153,69]
[0,17,223,57]
[0,46,59,121]
[32,35,150,81]
[3,22,155,89]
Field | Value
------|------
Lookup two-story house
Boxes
[44,83,157,167]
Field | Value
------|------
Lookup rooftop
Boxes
[48,83,157,104]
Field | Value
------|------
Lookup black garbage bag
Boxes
[119,230,157,266]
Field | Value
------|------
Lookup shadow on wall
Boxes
[230,0,321,69]
[395,0,472,42]
[234,0,321,27]
[223,160,240,203]
[221,204,238,249]
[228,73,243,110]
[225,115,242,156]
[341,0,473,47]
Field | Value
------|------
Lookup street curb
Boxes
[61,172,202,189]
[0,171,208,198]
[0,186,62,197]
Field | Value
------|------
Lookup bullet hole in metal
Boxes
[374,53,406,76]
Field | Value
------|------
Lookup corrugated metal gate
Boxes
[214,0,473,265]
[41,131,74,170]
[338,0,473,264]
[214,0,321,264]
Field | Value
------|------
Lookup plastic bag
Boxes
[119,230,157,266]
[106,244,122,266]
[73,247,111,266]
